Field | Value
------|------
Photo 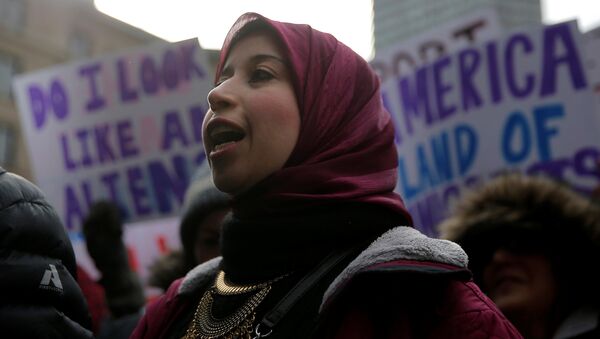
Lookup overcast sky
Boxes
[94,0,600,60]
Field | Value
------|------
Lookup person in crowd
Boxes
[82,200,146,338]
[131,13,521,338]
[594,160,600,199]
[439,174,600,339]
[0,167,93,338]
[148,176,230,291]
[77,264,110,335]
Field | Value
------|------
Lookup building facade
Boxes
[0,0,164,180]
[373,0,542,51]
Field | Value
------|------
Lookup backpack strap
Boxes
[252,247,357,338]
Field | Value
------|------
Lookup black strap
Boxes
[256,247,357,334]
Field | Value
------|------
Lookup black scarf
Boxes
[220,202,407,284]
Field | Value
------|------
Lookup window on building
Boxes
[0,51,20,99]
[0,122,15,167]
[0,0,26,32]
[69,32,92,59]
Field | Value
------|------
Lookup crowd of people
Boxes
[2,12,600,339]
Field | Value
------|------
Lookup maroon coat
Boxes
[131,227,522,339]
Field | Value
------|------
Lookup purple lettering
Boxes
[81,180,93,211]
[540,23,587,97]
[410,192,446,236]
[141,55,159,94]
[148,155,189,213]
[399,67,433,135]
[527,158,571,178]
[505,34,535,99]
[162,49,179,90]
[116,120,139,158]
[99,171,130,221]
[117,58,138,102]
[100,171,120,202]
[94,124,116,164]
[127,166,152,216]
[78,63,106,111]
[60,133,77,171]
[64,184,83,230]
[485,41,503,104]
[180,43,206,81]
[433,56,456,121]
[28,85,46,130]
[162,111,189,150]
[458,48,482,111]
[50,80,69,120]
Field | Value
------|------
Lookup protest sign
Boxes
[371,6,502,82]
[13,39,213,232]
[381,21,600,235]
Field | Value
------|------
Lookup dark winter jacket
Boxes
[439,174,600,339]
[0,167,93,338]
[131,226,521,338]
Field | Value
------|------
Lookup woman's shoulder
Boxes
[130,258,222,339]
[176,256,222,296]
[322,226,469,307]
[317,227,522,338]
[142,256,221,319]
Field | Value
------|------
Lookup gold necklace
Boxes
[182,271,285,339]
[214,271,273,296]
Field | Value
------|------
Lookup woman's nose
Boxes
[490,248,517,264]
[207,80,236,113]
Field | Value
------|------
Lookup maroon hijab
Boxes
[215,13,412,225]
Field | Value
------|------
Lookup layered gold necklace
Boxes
[182,271,284,339]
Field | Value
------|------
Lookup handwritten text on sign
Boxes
[14,39,214,231]
[381,22,600,235]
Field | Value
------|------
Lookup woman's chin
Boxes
[212,174,247,196]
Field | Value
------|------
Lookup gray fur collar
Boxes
[178,226,468,304]
[178,256,221,295]
[321,226,467,309]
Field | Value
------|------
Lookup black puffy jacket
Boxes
[0,167,93,338]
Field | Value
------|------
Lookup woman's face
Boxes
[202,30,300,195]
[482,249,558,318]
[193,207,229,264]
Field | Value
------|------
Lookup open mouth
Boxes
[210,125,245,151]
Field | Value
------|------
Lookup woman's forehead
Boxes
[223,31,287,67]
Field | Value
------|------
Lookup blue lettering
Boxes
[533,104,564,161]
[502,112,531,164]
[454,124,478,175]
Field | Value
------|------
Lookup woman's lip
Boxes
[209,140,239,160]
[205,117,245,153]
[490,270,527,289]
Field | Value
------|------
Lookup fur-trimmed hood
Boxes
[177,226,467,307]
[438,174,600,246]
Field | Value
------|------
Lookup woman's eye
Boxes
[249,69,274,83]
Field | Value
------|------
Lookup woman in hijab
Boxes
[131,13,521,339]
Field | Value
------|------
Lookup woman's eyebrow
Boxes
[249,54,288,67]
[219,53,288,80]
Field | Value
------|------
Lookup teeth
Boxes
[210,125,237,139]
[213,141,236,151]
